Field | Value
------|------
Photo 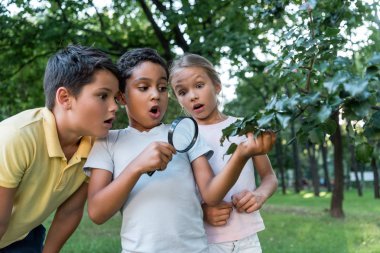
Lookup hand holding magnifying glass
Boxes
[147,117,198,176]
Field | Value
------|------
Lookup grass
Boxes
[259,189,380,253]
[50,188,379,253]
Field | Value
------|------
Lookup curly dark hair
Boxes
[117,48,168,93]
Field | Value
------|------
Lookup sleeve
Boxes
[0,128,33,188]
[83,133,116,176]
[187,134,214,163]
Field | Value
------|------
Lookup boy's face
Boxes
[171,67,221,125]
[124,61,168,132]
[68,69,119,138]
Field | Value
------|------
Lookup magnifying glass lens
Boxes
[172,118,196,151]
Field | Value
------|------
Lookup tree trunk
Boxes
[321,139,332,192]
[329,112,345,218]
[371,157,380,199]
[307,141,320,197]
[348,142,363,196]
[291,122,302,193]
[275,133,286,194]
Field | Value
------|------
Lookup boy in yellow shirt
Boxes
[0,45,121,253]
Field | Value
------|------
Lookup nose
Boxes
[189,90,198,101]
[151,88,160,101]
[110,97,119,112]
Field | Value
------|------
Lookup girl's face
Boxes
[124,61,168,132]
[171,66,221,125]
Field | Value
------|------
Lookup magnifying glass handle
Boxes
[147,171,155,176]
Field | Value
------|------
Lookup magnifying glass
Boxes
[147,116,198,176]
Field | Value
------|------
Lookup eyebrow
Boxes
[97,87,114,92]
[133,76,168,83]
[173,84,184,91]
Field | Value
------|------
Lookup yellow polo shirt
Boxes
[0,108,92,248]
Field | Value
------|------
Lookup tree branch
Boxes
[3,51,53,81]
[137,0,172,60]
[151,0,189,53]
[87,0,125,50]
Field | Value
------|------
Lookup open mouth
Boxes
[104,118,114,126]
[193,104,204,110]
[149,105,161,119]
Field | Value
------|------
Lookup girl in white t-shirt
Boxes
[84,48,274,253]
[170,53,278,253]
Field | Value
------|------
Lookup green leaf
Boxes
[300,92,320,106]
[276,113,292,129]
[323,71,350,94]
[257,113,275,128]
[325,27,340,36]
[309,128,324,144]
[225,143,238,155]
[343,78,368,97]
[344,101,372,119]
[265,96,277,110]
[284,94,301,111]
[355,142,373,163]
[320,119,337,135]
[316,105,332,123]
[368,53,380,65]
[328,95,343,108]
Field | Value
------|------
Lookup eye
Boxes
[158,85,168,92]
[138,86,148,91]
[98,93,108,100]
[195,82,204,89]
[176,89,187,96]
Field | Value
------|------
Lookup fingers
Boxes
[243,130,276,156]
[232,190,261,213]
[261,131,276,152]
[135,142,176,174]
[202,201,233,226]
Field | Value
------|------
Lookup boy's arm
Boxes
[232,155,278,213]
[0,186,16,240]
[42,183,87,253]
[87,141,175,225]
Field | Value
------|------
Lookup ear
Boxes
[116,91,127,105]
[56,87,72,110]
[215,82,222,94]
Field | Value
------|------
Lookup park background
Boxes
[1,0,379,252]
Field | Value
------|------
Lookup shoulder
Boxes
[0,108,45,146]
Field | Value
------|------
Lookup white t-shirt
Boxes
[198,116,265,243]
[84,123,213,253]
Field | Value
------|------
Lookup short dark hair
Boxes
[117,48,168,93]
[43,45,121,110]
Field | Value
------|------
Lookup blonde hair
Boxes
[169,53,221,86]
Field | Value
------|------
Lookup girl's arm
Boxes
[87,142,175,224]
[193,132,264,206]
[232,155,278,213]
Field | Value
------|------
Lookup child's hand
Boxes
[202,201,233,226]
[231,189,265,213]
[131,142,176,174]
[238,131,276,158]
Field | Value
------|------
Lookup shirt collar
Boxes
[42,108,93,159]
